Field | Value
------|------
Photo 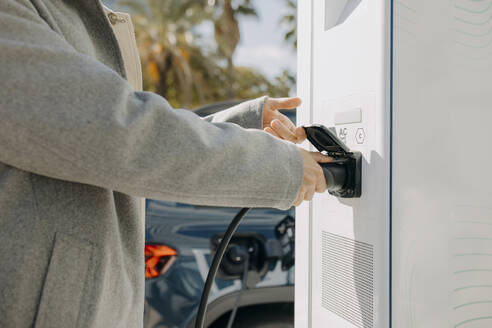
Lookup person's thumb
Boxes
[309,151,333,163]
[270,97,302,111]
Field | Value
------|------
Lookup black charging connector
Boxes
[304,125,362,198]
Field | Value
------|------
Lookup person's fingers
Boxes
[309,151,333,163]
[278,97,302,109]
[296,148,332,207]
[269,97,302,111]
[293,190,305,207]
[315,176,327,193]
[278,114,297,133]
[264,127,281,138]
[295,126,307,142]
[313,162,327,192]
[304,185,315,202]
[271,120,297,142]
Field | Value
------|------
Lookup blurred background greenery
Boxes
[109,0,297,108]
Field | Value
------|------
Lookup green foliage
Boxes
[117,0,295,108]
[280,0,297,49]
[233,67,294,100]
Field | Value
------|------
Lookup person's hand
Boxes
[263,97,306,144]
[293,149,333,206]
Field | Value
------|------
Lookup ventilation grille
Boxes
[321,231,374,328]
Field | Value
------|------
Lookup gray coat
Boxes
[0,0,303,327]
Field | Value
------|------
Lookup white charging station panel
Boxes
[296,0,492,327]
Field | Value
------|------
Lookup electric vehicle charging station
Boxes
[296,1,492,327]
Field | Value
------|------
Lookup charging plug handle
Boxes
[320,162,346,192]
[320,153,361,198]
[303,125,362,198]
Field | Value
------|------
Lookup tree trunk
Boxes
[156,54,173,99]
[226,56,235,99]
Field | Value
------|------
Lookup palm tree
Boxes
[210,0,258,98]
[117,0,296,107]
[281,0,297,49]
[117,0,220,107]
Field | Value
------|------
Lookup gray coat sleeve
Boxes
[203,98,267,130]
[0,2,303,209]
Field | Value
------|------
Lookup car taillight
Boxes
[145,244,177,279]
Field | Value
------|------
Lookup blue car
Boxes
[143,102,296,328]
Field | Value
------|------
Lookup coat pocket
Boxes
[34,233,94,328]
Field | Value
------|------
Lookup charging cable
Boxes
[195,207,251,328]
[226,247,249,328]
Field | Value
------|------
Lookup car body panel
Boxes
[144,200,295,328]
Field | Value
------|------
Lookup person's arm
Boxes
[204,96,309,147]
[202,97,266,129]
[0,0,302,209]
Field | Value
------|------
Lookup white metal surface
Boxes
[296,0,492,327]
[392,1,492,327]
[296,0,391,327]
